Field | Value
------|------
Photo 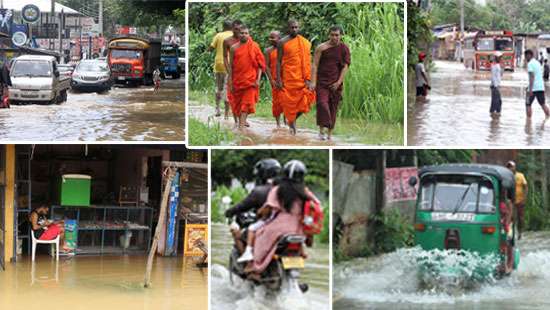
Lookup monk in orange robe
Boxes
[223,20,243,125]
[264,30,284,128]
[228,26,266,129]
[276,20,315,135]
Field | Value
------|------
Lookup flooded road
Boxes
[0,79,184,141]
[408,60,550,146]
[334,231,550,309]
[190,102,362,146]
[211,222,330,310]
[0,255,206,310]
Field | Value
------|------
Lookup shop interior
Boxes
[13,144,208,259]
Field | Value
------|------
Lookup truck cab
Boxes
[9,55,70,105]
[108,37,161,86]
[160,43,181,79]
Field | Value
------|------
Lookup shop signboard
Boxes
[0,9,13,37]
[183,224,207,256]
[21,4,40,24]
[384,167,418,202]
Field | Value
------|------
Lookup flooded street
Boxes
[408,60,550,146]
[190,102,365,146]
[0,255,207,310]
[0,79,184,141]
[210,222,330,310]
[334,231,550,309]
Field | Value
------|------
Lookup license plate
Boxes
[118,77,126,81]
[281,256,304,269]
[21,91,38,98]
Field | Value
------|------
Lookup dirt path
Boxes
[189,101,360,146]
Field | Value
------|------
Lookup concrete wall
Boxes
[333,160,377,257]
[112,148,170,202]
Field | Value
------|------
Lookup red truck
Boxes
[107,36,161,86]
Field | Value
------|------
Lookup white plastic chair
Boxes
[31,230,59,261]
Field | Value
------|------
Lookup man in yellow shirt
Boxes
[506,160,528,240]
[209,20,234,118]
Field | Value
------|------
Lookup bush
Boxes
[372,208,415,254]
[211,185,248,223]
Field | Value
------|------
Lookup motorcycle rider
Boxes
[224,158,281,254]
[244,160,320,275]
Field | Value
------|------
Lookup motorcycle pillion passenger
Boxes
[224,158,281,253]
[240,160,322,274]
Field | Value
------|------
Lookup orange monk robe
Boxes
[230,38,266,116]
[279,35,315,123]
[225,36,239,115]
[269,49,283,118]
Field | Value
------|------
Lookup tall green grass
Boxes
[189,117,235,146]
[339,4,404,123]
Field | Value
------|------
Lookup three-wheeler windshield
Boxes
[418,175,495,213]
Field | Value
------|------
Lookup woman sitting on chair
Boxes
[29,205,69,252]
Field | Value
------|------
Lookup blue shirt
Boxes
[528,59,545,92]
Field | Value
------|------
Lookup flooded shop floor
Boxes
[0,255,206,310]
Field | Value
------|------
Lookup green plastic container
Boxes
[60,174,91,206]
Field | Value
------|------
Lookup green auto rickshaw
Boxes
[409,164,520,283]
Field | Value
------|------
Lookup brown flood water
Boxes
[189,102,359,146]
[0,255,206,310]
[408,60,550,146]
[0,79,185,141]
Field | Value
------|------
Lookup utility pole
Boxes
[99,0,103,36]
[59,9,63,63]
[50,0,55,51]
[460,0,464,35]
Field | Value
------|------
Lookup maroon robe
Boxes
[316,43,351,129]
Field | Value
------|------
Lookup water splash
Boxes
[334,238,550,308]
[211,263,328,310]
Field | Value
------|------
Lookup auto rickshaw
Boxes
[409,164,520,284]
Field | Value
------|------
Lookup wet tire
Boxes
[262,260,283,292]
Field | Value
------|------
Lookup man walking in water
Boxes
[209,20,233,117]
[415,52,430,101]
[264,31,284,128]
[506,161,528,240]
[311,25,351,141]
[276,20,315,135]
[228,26,265,130]
[490,52,503,117]
[525,49,550,118]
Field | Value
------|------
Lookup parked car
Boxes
[58,64,75,79]
[71,59,113,92]
[9,55,71,105]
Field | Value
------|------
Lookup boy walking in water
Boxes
[153,67,161,92]
[415,52,430,101]
[490,53,503,117]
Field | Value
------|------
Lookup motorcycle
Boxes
[228,211,309,294]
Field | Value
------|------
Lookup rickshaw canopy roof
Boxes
[419,164,515,198]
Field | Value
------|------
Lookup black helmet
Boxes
[283,160,307,183]
[254,158,281,184]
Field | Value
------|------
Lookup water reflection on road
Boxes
[408,61,550,146]
[0,79,184,141]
